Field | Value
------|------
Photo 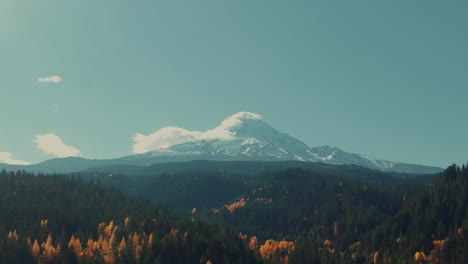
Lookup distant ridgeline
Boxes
[72,161,436,210]
[0,163,467,264]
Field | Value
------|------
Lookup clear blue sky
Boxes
[0,0,467,167]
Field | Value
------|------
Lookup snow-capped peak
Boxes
[217,112,263,131]
[133,112,265,153]
[125,112,443,174]
[204,112,263,138]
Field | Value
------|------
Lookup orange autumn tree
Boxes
[225,197,247,213]
[31,239,40,257]
[68,235,83,257]
[148,233,154,248]
[25,218,157,264]
[7,230,18,240]
[259,239,295,264]
[249,236,258,250]
[35,234,61,263]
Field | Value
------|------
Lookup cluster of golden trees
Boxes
[222,192,272,214]
[73,219,155,263]
[40,219,48,228]
[7,230,18,241]
[414,238,449,263]
[259,239,294,264]
[7,218,157,264]
[243,235,294,264]
[6,216,298,264]
[29,234,60,263]
[224,197,247,213]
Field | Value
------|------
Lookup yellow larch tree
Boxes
[68,235,76,248]
[372,251,379,264]
[32,239,40,257]
[249,236,258,250]
[135,245,142,263]
[105,221,115,237]
[148,233,154,248]
[132,232,140,246]
[73,238,83,257]
[118,237,127,254]
[43,234,59,259]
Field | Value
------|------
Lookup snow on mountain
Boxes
[131,112,309,161]
[129,112,433,172]
[132,112,262,153]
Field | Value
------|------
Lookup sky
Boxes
[0,0,467,168]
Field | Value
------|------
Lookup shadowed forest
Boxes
[0,163,467,263]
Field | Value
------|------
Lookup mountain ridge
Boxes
[126,112,442,174]
[0,112,443,174]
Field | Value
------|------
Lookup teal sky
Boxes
[1,0,467,167]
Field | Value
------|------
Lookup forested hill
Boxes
[71,161,435,211]
[0,170,259,264]
[287,164,468,263]
[362,164,468,263]
[1,164,466,264]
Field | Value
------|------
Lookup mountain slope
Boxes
[0,170,260,264]
[73,161,435,213]
[356,164,468,263]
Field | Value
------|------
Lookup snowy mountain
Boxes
[123,112,441,173]
[0,112,442,174]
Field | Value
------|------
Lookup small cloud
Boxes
[37,75,62,83]
[34,133,80,157]
[0,152,30,165]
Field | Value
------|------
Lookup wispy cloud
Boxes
[0,152,30,165]
[34,133,80,157]
[37,75,62,83]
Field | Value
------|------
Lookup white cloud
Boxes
[132,112,262,154]
[37,75,62,83]
[133,127,202,154]
[34,133,80,157]
[0,152,30,165]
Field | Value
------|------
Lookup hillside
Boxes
[1,163,465,264]
[0,170,259,264]
[72,161,435,210]
[362,164,468,263]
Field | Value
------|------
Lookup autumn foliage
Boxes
[259,239,295,264]
[224,197,247,213]
[6,219,154,264]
